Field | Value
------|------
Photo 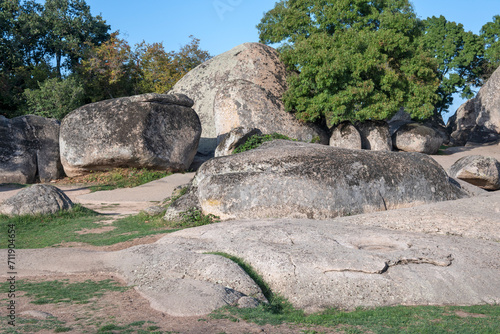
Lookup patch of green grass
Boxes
[0,203,221,248]
[232,133,296,154]
[0,205,103,248]
[0,183,28,188]
[97,320,164,333]
[82,168,172,192]
[215,303,500,333]
[176,208,220,227]
[210,253,500,333]
[53,326,73,332]
[436,144,450,156]
[0,317,67,333]
[0,279,128,305]
[206,252,272,300]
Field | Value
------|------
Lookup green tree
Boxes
[172,36,211,77]
[0,0,49,116]
[257,0,439,127]
[481,15,500,79]
[419,15,484,115]
[42,0,110,77]
[79,33,211,100]
[79,32,138,101]
[135,36,211,94]
[23,76,85,119]
[0,0,109,116]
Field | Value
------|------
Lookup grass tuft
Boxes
[232,133,295,154]
[0,279,128,305]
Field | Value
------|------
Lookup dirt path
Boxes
[0,172,195,217]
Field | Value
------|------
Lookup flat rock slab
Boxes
[338,191,500,242]
[6,205,500,315]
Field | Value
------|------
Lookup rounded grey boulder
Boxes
[357,121,393,151]
[448,65,500,146]
[0,115,63,184]
[214,126,262,157]
[392,123,444,155]
[0,185,74,216]
[60,93,201,176]
[329,121,362,149]
[449,155,500,190]
[172,140,466,221]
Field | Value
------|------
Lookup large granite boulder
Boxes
[329,121,362,149]
[392,123,444,155]
[171,43,327,154]
[449,155,500,190]
[214,79,327,146]
[0,184,74,216]
[448,66,500,145]
[60,93,201,177]
[357,121,393,151]
[167,140,465,221]
[0,115,63,184]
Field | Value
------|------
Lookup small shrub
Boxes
[23,77,85,120]
[310,136,321,143]
[178,208,220,227]
[232,133,295,154]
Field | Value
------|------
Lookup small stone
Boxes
[215,127,262,157]
[392,123,443,155]
[329,121,362,150]
[357,120,393,151]
[142,206,166,216]
[20,310,54,319]
[237,296,261,308]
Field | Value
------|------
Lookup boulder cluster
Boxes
[1,42,500,317]
[2,42,499,185]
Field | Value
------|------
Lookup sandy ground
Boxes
[1,144,500,333]
[430,141,500,171]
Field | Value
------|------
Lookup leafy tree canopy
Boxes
[79,33,211,102]
[1,1,210,118]
[257,0,440,127]
[42,0,110,77]
[481,15,500,79]
[419,15,484,114]
[0,0,110,116]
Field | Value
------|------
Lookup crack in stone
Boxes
[322,254,454,275]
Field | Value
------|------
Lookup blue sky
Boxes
[80,0,499,119]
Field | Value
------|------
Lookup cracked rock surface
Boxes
[7,211,500,315]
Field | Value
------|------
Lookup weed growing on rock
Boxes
[232,133,295,154]
[177,208,220,227]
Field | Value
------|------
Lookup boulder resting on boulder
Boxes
[60,93,201,177]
